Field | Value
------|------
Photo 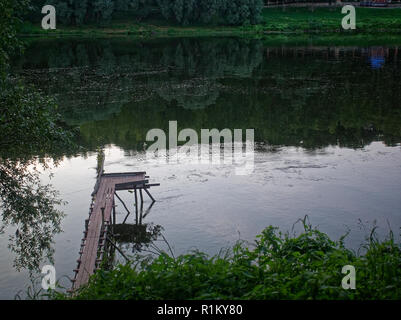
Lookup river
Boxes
[1,37,401,299]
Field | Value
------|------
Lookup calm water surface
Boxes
[1,37,401,299]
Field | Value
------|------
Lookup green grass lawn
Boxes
[260,7,401,32]
[19,7,401,37]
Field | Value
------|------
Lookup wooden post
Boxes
[139,188,144,206]
[144,187,155,203]
[101,207,105,232]
[112,198,116,233]
[134,187,138,225]
[142,200,155,219]
[106,236,130,262]
[134,187,138,209]
[114,191,131,215]
[139,188,144,224]
[122,211,130,224]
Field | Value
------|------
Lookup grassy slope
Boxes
[261,6,401,32]
[19,7,401,37]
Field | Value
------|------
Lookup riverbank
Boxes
[19,7,401,38]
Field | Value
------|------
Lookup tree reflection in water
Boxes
[15,38,401,151]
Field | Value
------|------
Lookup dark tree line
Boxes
[30,0,264,26]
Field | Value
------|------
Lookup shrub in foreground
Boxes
[57,220,401,300]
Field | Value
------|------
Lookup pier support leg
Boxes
[134,187,138,225]
[101,207,105,232]
[144,187,155,203]
[142,200,155,219]
[139,189,144,225]
[114,192,131,215]
[106,236,130,263]
[140,188,144,208]
[115,191,131,224]
[112,198,116,232]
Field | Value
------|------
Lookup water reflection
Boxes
[367,47,386,69]
[0,158,65,273]
[14,38,401,152]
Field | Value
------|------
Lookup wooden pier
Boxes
[71,171,159,291]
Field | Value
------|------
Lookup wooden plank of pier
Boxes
[72,172,153,291]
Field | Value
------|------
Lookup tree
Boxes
[1,0,77,271]
[156,0,263,26]
[197,0,218,24]
[0,0,29,74]
[93,0,115,23]
[27,0,263,26]
[48,0,116,25]
[218,0,263,25]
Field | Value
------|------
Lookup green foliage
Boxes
[0,155,65,271]
[114,0,156,20]
[258,7,401,33]
[93,0,115,23]
[0,82,74,159]
[56,219,401,300]
[0,0,29,72]
[219,0,264,26]
[46,0,116,25]
[0,0,78,272]
[28,0,263,26]
[156,0,262,25]
[19,6,401,35]
[159,0,201,25]
[197,0,218,24]
[0,78,77,271]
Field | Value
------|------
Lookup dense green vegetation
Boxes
[20,6,401,36]
[28,0,264,26]
[0,0,27,71]
[53,219,401,299]
[0,0,77,271]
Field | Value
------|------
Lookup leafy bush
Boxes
[56,219,401,300]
